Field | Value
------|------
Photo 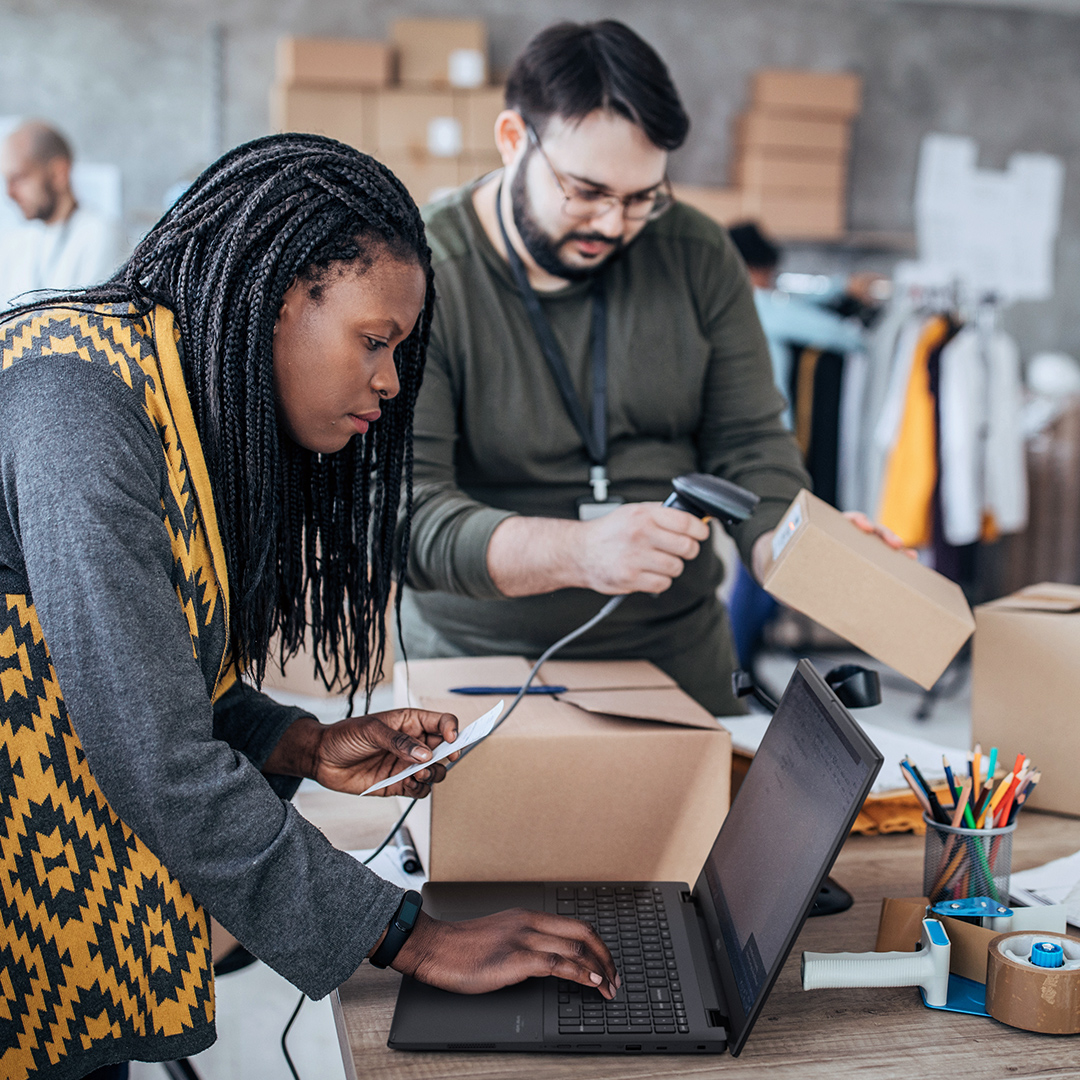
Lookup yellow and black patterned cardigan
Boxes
[0,304,231,1076]
[0,304,403,1078]
[0,302,232,1071]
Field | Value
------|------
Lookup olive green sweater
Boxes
[402,183,809,713]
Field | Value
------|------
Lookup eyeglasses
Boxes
[525,124,673,223]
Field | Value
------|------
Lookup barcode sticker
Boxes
[771,502,803,562]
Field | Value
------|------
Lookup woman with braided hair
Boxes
[0,134,616,1080]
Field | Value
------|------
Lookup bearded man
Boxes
[400,20,810,714]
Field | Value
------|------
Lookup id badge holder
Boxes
[576,495,625,521]
[577,465,623,520]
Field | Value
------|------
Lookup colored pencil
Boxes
[972,744,982,802]
[986,746,999,787]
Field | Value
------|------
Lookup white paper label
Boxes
[771,502,803,562]
[427,116,463,157]
[361,700,504,795]
[448,48,486,88]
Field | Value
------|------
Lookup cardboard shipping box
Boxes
[373,89,458,155]
[276,36,396,90]
[740,188,845,240]
[736,110,851,154]
[458,86,504,152]
[271,85,373,151]
[671,184,745,226]
[394,656,731,884]
[735,148,847,193]
[378,151,459,206]
[751,69,863,117]
[972,583,1080,815]
[763,490,975,690]
[391,17,487,87]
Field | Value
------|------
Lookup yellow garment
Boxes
[877,316,950,547]
[793,347,821,459]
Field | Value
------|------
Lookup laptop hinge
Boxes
[707,1009,729,1029]
[681,890,698,907]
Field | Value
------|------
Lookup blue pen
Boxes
[942,755,958,807]
[449,685,567,695]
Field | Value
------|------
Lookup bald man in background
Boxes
[0,120,124,308]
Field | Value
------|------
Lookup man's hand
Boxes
[390,909,620,999]
[577,503,710,595]
[263,709,459,799]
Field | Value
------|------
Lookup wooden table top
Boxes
[295,789,1080,1080]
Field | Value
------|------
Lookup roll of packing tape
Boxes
[986,932,1080,1034]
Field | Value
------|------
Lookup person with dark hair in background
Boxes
[401,21,811,715]
[727,220,883,430]
[0,134,616,1080]
[0,120,125,308]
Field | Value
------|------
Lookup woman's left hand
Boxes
[315,709,459,797]
[264,709,459,798]
[843,511,917,558]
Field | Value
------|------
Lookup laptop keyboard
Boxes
[555,885,689,1036]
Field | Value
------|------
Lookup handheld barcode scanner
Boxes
[663,472,760,528]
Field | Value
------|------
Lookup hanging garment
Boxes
[938,324,1028,545]
[877,315,952,547]
[837,347,869,512]
[789,346,844,507]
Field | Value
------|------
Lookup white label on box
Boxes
[448,48,485,88]
[771,502,803,562]
[427,116,463,157]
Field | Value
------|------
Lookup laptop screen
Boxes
[698,660,882,1056]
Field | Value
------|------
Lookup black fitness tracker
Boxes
[369,889,423,969]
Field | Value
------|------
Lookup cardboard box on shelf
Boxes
[741,188,846,239]
[457,152,503,187]
[456,86,504,153]
[373,89,457,155]
[276,36,396,90]
[763,489,975,690]
[972,583,1080,816]
[736,110,851,154]
[379,151,460,206]
[671,184,745,226]
[391,17,488,88]
[751,69,863,117]
[735,149,847,193]
[270,85,373,151]
[393,655,731,883]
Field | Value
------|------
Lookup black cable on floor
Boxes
[281,992,305,1080]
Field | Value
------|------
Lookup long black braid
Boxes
[5,134,434,702]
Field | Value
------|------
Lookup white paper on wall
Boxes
[913,133,1064,303]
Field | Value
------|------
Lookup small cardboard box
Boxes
[391,17,488,88]
[276,36,396,90]
[763,490,975,689]
[671,184,745,226]
[740,188,846,240]
[456,86,504,152]
[373,89,457,154]
[751,69,863,118]
[972,583,1080,815]
[735,148,847,193]
[378,151,460,206]
[736,109,851,154]
[393,656,731,883]
[270,85,373,152]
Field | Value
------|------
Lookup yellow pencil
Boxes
[972,744,982,803]
[977,771,1014,828]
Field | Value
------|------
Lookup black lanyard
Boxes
[495,185,611,503]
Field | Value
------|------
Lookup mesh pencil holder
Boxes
[922,813,1015,905]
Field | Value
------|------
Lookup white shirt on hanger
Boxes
[0,206,125,309]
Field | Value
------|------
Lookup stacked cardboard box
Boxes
[270,21,504,207]
[676,69,861,241]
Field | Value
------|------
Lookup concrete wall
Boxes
[1,0,1078,356]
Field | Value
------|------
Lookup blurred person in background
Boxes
[0,119,125,308]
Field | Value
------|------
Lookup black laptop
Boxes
[388,659,882,1056]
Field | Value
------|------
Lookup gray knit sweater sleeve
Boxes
[0,356,403,998]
